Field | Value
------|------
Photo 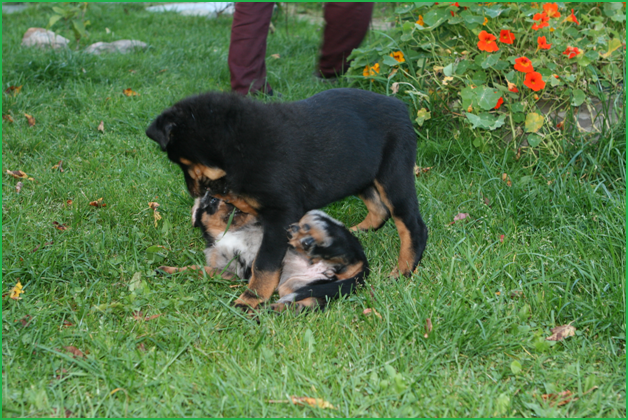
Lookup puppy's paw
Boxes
[156,266,178,275]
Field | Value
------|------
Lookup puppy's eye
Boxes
[302,223,311,231]
[210,197,218,204]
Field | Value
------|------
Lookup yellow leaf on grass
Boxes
[97,121,104,133]
[9,281,24,300]
[290,396,335,409]
[525,112,544,133]
[123,88,139,97]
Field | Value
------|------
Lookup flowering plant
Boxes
[347,2,625,152]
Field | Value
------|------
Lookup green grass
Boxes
[2,4,626,418]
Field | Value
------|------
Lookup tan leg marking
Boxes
[234,269,281,309]
[180,158,227,181]
[351,191,389,231]
[372,180,415,277]
[213,193,259,216]
[336,260,364,280]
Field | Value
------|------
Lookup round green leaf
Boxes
[510,360,522,375]
[524,112,544,133]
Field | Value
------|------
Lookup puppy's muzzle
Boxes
[287,224,300,239]
[301,237,315,250]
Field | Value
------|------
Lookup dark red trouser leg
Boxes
[318,3,374,78]
[228,2,274,95]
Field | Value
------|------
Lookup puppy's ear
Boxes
[146,112,178,151]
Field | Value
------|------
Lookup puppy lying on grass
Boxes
[159,192,368,311]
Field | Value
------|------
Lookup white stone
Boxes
[84,40,148,55]
[21,28,69,49]
[146,2,234,17]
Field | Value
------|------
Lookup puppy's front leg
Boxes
[234,212,293,310]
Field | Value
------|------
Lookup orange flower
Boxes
[537,36,552,50]
[477,30,499,52]
[543,3,561,18]
[390,51,405,63]
[565,8,579,25]
[514,56,534,73]
[524,72,546,91]
[416,15,424,26]
[363,63,380,78]
[562,46,582,59]
[532,12,550,30]
[494,97,504,110]
[499,29,515,44]
[483,17,488,26]
[507,81,519,93]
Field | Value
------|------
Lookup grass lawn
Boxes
[2,3,626,417]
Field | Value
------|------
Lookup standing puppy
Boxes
[146,88,428,311]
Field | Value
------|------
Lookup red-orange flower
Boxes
[453,2,460,7]
[537,36,552,50]
[565,9,579,25]
[507,81,519,93]
[499,29,515,44]
[477,31,499,52]
[494,97,504,110]
[543,3,561,18]
[532,12,550,30]
[524,72,546,91]
[390,51,405,63]
[514,56,534,73]
[562,46,582,59]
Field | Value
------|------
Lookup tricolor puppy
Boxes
[146,88,428,311]
[158,193,368,310]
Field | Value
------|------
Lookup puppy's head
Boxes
[287,210,344,255]
[146,93,246,197]
[192,191,258,239]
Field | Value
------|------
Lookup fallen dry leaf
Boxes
[53,221,68,231]
[502,173,512,187]
[442,76,454,85]
[269,396,335,409]
[541,390,577,407]
[270,53,280,59]
[510,290,525,299]
[24,113,36,127]
[62,320,74,328]
[52,160,64,172]
[391,82,400,94]
[16,181,23,193]
[66,199,73,206]
[138,342,146,351]
[63,345,86,359]
[97,121,104,133]
[123,88,139,97]
[3,114,14,123]
[89,197,107,208]
[363,308,382,319]
[9,281,24,300]
[148,202,162,227]
[133,311,162,321]
[4,85,23,95]
[31,241,54,253]
[6,170,29,179]
[414,165,433,176]
[16,314,32,327]
[546,324,576,341]
[424,317,433,338]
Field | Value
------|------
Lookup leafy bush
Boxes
[347,2,626,154]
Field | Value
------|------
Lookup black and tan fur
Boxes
[159,193,368,311]
[146,88,428,311]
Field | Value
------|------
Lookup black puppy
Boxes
[146,88,428,311]
[159,193,368,311]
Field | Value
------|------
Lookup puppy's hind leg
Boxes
[157,265,237,280]
[351,185,391,232]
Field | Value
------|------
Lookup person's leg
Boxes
[317,3,374,79]
[228,3,275,95]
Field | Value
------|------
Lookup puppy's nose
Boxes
[287,224,299,239]
[301,237,315,250]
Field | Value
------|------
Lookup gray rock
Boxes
[84,40,148,55]
[21,28,69,49]
[146,2,234,17]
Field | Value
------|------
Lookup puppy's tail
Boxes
[286,270,367,309]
